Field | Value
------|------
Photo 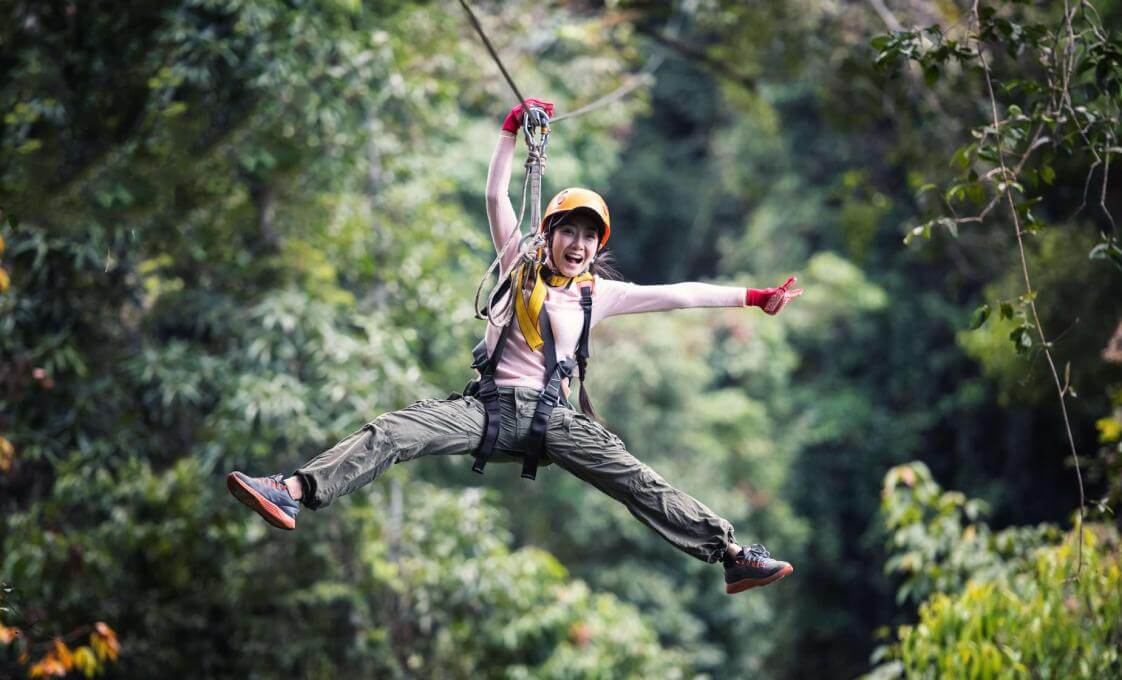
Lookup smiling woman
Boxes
[227,97,803,595]
[549,214,600,275]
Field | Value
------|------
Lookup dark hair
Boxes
[588,249,621,281]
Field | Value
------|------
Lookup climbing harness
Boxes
[468,276,595,481]
[467,103,582,481]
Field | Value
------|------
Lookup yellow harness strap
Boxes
[513,262,594,351]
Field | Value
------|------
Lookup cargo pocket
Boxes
[561,409,575,434]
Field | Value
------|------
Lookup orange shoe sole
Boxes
[226,472,296,530]
[725,563,794,594]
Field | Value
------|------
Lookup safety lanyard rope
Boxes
[471,117,550,329]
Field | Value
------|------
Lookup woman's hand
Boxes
[501,98,555,134]
[746,276,803,315]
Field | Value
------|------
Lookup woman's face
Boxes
[548,214,601,277]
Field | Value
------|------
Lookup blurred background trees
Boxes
[1,0,1119,677]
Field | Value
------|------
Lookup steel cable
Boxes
[457,0,527,107]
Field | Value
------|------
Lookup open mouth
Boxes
[564,252,584,266]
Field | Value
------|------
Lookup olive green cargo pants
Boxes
[294,387,735,563]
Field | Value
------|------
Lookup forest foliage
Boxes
[2,0,1121,677]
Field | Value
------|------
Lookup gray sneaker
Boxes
[226,471,300,530]
[723,544,793,594]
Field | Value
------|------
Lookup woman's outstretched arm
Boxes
[485,131,520,273]
[596,278,802,319]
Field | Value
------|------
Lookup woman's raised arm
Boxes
[485,99,554,274]
[485,131,520,273]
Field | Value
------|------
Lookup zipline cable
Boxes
[458,0,528,108]
[549,71,655,123]
[552,1,690,123]
[457,0,685,125]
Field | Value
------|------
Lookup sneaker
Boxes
[723,544,793,594]
[226,471,300,530]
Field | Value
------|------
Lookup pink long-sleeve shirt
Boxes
[484,132,747,389]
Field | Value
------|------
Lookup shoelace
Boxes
[734,544,772,566]
[748,544,771,560]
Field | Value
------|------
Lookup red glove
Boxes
[746,276,803,315]
[501,98,555,134]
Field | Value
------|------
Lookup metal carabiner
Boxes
[521,104,551,155]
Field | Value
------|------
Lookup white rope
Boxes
[473,153,547,329]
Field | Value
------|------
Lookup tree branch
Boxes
[633,25,757,92]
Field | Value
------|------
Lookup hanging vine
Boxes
[873,0,1122,576]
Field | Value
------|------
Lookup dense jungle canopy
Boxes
[2,0,1121,677]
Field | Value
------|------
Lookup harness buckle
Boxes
[471,342,490,370]
[556,359,574,379]
[476,382,499,401]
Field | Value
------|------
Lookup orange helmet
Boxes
[540,187,611,248]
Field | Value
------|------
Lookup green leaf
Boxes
[966,183,985,204]
[1009,325,1033,354]
[903,224,930,245]
[970,304,991,330]
[951,144,975,170]
[1089,241,1122,272]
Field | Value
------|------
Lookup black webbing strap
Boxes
[521,306,570,480]
[470,321,511,474]
[576,284,592,365]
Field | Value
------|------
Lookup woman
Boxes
[227,99,802,594]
